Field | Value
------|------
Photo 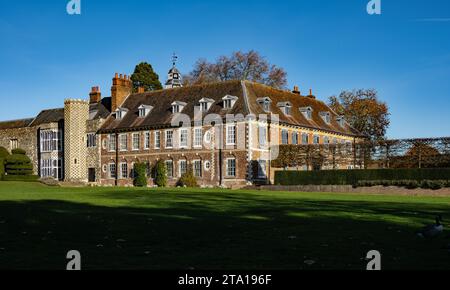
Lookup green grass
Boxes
[0,181,449,270]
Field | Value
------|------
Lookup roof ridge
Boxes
[241,81,252,116]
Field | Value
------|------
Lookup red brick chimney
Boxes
[137,86,145,93]
[292,85,300,95]
[111,73,132,111]
[307,88,316,99]
[89,86,101,104]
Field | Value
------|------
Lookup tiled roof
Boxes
[100,80,247,132]
[98,80,360,136]
[30,108,64,126]
[0,118,34,130]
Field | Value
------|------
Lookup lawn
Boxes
[0,181,449,270]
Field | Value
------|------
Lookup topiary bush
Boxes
[0,146,9,159]
[154,160,167,187]
[11,148,26,155]
[5,149,33,176]
[177,169,198,188]
[133,162,148,187]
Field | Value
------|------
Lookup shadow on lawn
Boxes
[0,192,449,270]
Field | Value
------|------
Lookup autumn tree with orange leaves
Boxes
[328,89,390,142]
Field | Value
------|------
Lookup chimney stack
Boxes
[137,86,145,93]
[89,86,101,104]
[292,85,300,95]
[111,72,132,111]
[308,88,316,99]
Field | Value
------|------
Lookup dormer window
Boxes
[171,101,187,114]
[138,105,153,118]
[300,107,313,120]
[277,102,292,116]
[336,116,346,127]
[115,107,129,120]
[257,97,272,112]
[199,98,214,112]
[222,95,238,109]
[320,112,331,124]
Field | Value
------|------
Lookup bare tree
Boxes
[185,50,288,89]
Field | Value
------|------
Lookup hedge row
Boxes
[355,179,450,190]
[274,168,450,186]
[2,175,39,182]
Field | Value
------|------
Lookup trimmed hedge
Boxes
[133,162,148,187]
[355,179,450,190]
[154,160,167,187]
[5,149,33,176]
[0,158,4,180]
[275,168,450,186]
[3,175,39,182]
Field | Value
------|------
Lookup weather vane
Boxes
[172,52,178,67]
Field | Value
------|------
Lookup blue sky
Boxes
[0,0,449,138]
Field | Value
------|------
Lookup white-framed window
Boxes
[179,160,187,177]
[337,116,345,127]
[300,107,313,120]
[292,132,299,145]
[144,131,150,149]
[324,136,330,145]
[281,129,289,145]
[226,158,236,177]
[259,125,267,147]
[116,108,128,120]
[132,133,140,151]
[87,133,96,148]
[165,160,173,178]
[323,112,331,124]
[165,130,173,148]
[108,134,116,151]
[171,101,186,114]
[193,160,202,177]
[257,98,272,112]
[226,124,236,145]
[313,135,320,144]
[193,128,202,148]
[204,130,212,144]
[109,163,116,179]
[154,131,161,149]
[40,158,62,179]
[301,133,309,145]
[119,134,128,151]
[204,160,211,171]
[138,105,153,118]
[258,160,267,178]
[199,98,213,112]
[120,163,128,179]
[10,139,18,151]
[222,95,238,109]
[223,99,232,109]
[40,129,62,152]
[283,105,292,116]
[179,128,188,148]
